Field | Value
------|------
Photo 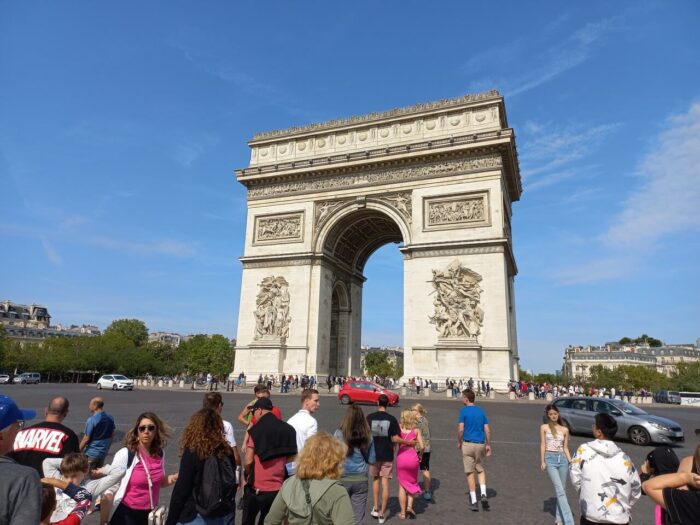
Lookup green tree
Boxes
[363,351,395,378]
[103,319,149,347]
[618,337,633,345]
[669,362,700,391]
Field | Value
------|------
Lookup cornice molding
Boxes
[250,90,501,142]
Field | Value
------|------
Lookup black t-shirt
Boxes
[10,421,80,475]
[366,411,400,462]
[663,487,700,525]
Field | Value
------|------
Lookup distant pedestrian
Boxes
[334,405,376,525]
[0,394,41,525]
[570,413,641,525]
[367,394,415,524]
[287,389,320,454]
[396,409,424,519]
[412,403,432,500]
[458,389,491,512]
[539,404,574,525]
[79,397,115,471]
[206,373,213,391]
[11,396,80,476]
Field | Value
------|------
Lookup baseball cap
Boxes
[251,397,273,411]
[0,395,36,431]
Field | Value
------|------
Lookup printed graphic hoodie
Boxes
[570,439,641,524]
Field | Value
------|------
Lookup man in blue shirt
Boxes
[79,397,115,470]
[457,388,492,512]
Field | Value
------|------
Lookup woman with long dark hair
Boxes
[109,412,178,525]
[333,405,376,525]
[539,404,574,525]
[166,408,239,525]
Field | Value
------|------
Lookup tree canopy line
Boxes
[0,319,234,381]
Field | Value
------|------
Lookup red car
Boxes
[338,380,400,406]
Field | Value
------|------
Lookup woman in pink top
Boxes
[109,412,178,525]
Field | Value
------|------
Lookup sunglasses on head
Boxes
[138,424,156,433]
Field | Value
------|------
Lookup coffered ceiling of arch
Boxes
[323,211,403,272]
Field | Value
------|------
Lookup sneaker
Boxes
[480,495,490,511]
[371,509,379,519]
[422,491,432,501]
[470,500,479,512]
[378,515,386,524]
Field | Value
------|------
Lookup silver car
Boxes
[97,374,134,390]
[549,396,684,446]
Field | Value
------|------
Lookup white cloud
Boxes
[173,135,219,168]
[520,122,621,191]
[602,102,700,248]
[39,236,62,265]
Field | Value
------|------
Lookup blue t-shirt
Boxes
[84,412,115,459]
[458,405,489,443]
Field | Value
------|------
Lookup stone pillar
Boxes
[446,389,452,398]
[401,386,407,396]
[158,379,163,388]
[528,391,535,401]
[489,389,495,399]
[546,392,554,402]
[333,385,340,393]
[508,391,516,400]
[168,380,173,388]
[423,388,430,397]
[179,380,185,388]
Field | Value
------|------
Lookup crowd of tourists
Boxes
[510,381,654,400]
[1,384,698,525]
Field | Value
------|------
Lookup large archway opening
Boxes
[318,204,408,377]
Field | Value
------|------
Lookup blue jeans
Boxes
[179,513,234,525]
[545,452,574,525]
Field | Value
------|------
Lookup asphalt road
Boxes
[2,383,698,525]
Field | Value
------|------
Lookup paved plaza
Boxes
[3,383,698,525]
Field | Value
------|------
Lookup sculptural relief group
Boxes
[254,276,291,340]
[429,261,484,340]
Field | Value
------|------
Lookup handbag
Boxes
[139,451,169,525]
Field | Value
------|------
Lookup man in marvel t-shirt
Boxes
[10,396,79,475]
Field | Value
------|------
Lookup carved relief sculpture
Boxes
[428,261,484,340]
[253,276,291,340]
[254,213,303,243]
[424,193,489,230]
[377,192,412,223]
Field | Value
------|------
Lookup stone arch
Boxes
[314,200,411,273]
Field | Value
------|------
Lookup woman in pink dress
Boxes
[396,409,424,519]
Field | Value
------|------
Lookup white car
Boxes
[97,374,134,390]
[0,374,10,384]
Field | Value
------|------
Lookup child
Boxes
[640,446,680,525]
[42,452,125,523]
[40,480,91,525]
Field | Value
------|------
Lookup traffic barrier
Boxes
[446,389,452,398]
[489,390,495,399]
[423,388,430,397]
[401,386,407,396]
[508,391,516,400]
[179,380,185,388]
[528,392,535,401]
[158,379,163,388]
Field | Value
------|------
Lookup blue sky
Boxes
[1,1,698,372]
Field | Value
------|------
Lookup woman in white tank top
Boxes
[539,404,574,525]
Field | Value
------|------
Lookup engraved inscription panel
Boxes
[254,212,304,244]
[423,192,489,231]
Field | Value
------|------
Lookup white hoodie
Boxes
[570,439,641,524]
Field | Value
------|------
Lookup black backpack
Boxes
[194,451,237,516]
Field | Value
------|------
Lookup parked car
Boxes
[338,380,399,406]
[653,390,681,404]
[97,374,134,390]
[0,374,10,384]
[547,396,684,446]
[13,372,41,384]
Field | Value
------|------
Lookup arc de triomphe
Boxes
[233,90,522,388]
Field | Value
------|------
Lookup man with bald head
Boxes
[79,396,115,471]
[10,396,80,475]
